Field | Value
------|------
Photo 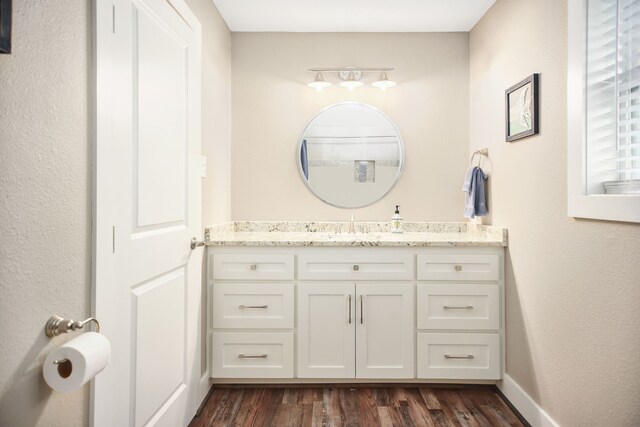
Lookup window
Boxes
[568,0,640,222]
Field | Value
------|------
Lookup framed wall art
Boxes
[505,73,539,142]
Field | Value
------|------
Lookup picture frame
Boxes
[505,73,539,142]
[0,0,12,54]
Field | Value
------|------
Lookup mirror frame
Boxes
[297,102,405,209]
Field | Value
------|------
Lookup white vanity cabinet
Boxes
[209,253,296,379]
[297,282,414,379]
[415,252,502,380]
[208,246,504,383]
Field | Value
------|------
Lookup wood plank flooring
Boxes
[189,385,527,427]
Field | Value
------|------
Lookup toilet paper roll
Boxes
[43,332,111,392]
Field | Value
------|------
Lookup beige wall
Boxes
[0,1,91,425]
[231,33,470,221]
[0,1,230,426]
[191,0,232,225]
[184,0,231,379]
[470,1,640,425]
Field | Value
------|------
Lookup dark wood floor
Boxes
[189,385,527,427]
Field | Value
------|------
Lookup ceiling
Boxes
[212,0,497,32]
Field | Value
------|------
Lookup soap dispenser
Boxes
[391,205,403,233]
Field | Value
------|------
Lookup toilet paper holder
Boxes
[45,315,100,338]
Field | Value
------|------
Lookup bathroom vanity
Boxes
[206,222,507,384]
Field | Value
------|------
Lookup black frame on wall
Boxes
[505,73,539,142]
[0,0,12,54]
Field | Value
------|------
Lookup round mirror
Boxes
[298,103,404,208]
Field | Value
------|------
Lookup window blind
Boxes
[586,0,640,194]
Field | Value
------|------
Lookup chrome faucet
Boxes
[348,213,356,234]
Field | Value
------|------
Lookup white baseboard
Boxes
[199,371,211,401]
[498,374,560,427]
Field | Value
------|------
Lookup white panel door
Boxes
[94,1,202,426]
[356,283,414,378]
[297,283,356,378]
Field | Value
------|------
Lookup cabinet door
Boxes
[298,283,356,378]
[356,283,414,378]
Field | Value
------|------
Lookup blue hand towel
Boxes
[473,167,488,217]
[463,166,488,218]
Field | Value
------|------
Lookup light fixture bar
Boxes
[309,67,394,72]
[307,66,397,91]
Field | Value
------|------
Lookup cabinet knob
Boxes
[250,264,257,271]
[353,265,360,271]
[454,265,463,272]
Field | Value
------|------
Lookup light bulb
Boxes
[372,71,396,91]
[339,71,364,91]
[307,72,332,92]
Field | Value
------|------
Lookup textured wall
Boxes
[188,0,232,226]
[470,0,640,425]
[231,33,470,221]
[0,1,91,426]
[0,1,231,426]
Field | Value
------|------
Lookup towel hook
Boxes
[470,148,488,166]
[469,148,492,175]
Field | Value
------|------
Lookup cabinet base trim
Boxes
[210,378,500,385]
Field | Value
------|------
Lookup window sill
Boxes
[568,194,640,223]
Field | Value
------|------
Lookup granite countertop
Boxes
[204,222,507,247]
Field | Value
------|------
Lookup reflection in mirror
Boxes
[298,103,404,208]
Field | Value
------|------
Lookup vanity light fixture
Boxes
[307,66,395,91]
[371,71,397,91]
[307,71,332,92]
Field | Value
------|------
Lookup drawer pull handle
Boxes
[444,354,474,360]
[250,264,257,271]
[443,305,474,310]
[360,295,364,324]
[348,295,352,324]
[353,265,360,271]
[238,353,268,359]
[238,305,268,309]
[454,265,463,272]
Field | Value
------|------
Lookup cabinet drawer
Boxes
[417,254,499,281]
[417,333,500,380]
[211,332,294,378]
[212,283,294,329]
[417,284,499,330]
[212,254,294,280]
[298,254,413,281]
